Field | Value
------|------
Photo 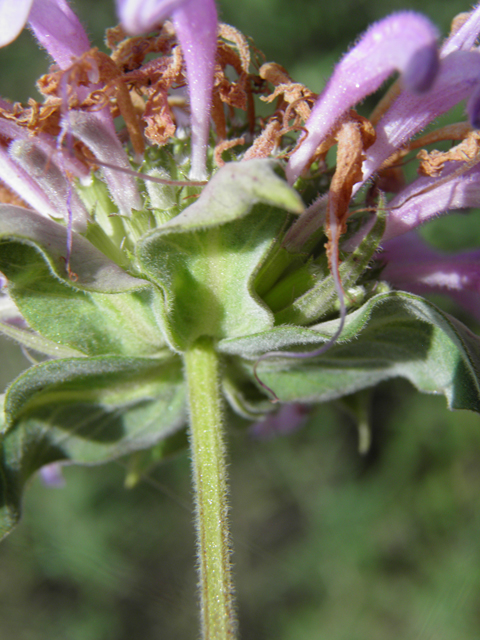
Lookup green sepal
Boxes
[219,291,480,411]
[0,354,186,539]
[154,159,303,232]
[136,160,303,350]
[273,203,386,325]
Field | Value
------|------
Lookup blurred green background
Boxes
[1,0,480,638]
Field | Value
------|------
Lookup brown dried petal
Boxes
[143,87,176,146]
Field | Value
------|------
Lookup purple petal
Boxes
[286,12,439,184]
[39,463,66,487]
[383,161,480,242]
[67,111,142,216]
[0,117,90,180]
[0,145,61,219]
[380,232,480,321]
[0,0,34,46]
[441,4,480,56]
[250,403,310,440]
[28,0,90,69]
[467,84,480,129]
[116,0,184,34]
[173,0,217,179]
[118,0,218,179]
[9,139,89,231]
[363,50,480,183]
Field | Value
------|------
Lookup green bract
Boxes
[1,159,480,539]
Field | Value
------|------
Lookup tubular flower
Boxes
[117,0,218,179]
[0,0,90,63]
[380,232,480,322]
[286,12,440,186]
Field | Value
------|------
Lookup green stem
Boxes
[184,337,238,640]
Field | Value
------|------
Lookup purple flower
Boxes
[117,0,218,180]
[286,12,440,185]
[250,404,310,440]
[380,232,480,322]
[383,162,480,243]
[39,462,66,487]
[362,4,480,185]
[0,0,90,66]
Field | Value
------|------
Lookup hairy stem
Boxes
[184,337,238,640]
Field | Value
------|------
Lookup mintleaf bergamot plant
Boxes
[2,1,480,638]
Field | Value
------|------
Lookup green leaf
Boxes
[136,161,302,350]
[0,354,186,538]
[124,427,189,488]
[220,291,480,411]
[0,242,166,356]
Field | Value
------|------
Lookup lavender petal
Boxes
[172,0,217,179]
[286,12,439,184]
[39,463,66,488]
[441,4,480,57]
[116,0,184,34]
[28,0,90,69]
[0,0,34,46]
[250,404,310,440]
[363,50,480,183]
[67,111,142,216]
[383,162,480,242]
[380,232,480,321]
[9,139,89,231]
[117,0,218,180]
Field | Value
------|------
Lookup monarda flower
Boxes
[1,3,480,639]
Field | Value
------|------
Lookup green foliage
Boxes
[0,354,186,538]
[2,159,480,547]
[136,161,302,349]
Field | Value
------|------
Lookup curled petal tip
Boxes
[0,0,34,46]
[468,85,480,129]
[403,43,439,93]
[287,11,439,183]
[116,0,183,35]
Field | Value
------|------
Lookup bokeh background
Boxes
[1,0,480,638]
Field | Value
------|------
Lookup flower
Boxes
[286,12,440,186]
[117,0,218,180]
[3,9,480,638]
[0,0,90,65]
[278,5,480,331]
[0,0,218,179]
[379,231,480,322]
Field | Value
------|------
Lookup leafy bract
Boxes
[220,292,480,411]
[0,239,165,357]
[136,160,303,350]
[0,205,148,292]
[0,354,186,539]
[158,160,303,232]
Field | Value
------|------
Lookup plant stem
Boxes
[184,337,238,640]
